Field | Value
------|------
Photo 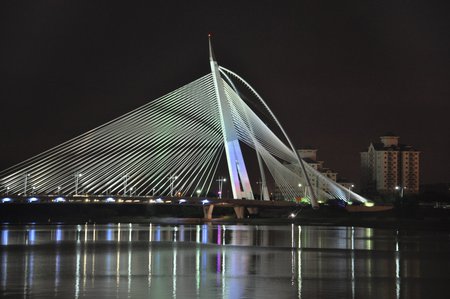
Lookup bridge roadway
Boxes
[1,194,300,220]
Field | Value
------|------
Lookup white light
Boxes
[54,197,65,203]
[201,199,209,204]
[179,199,187,204]
[289,213,296,218]
[1,197,12,203]
[364,201,375,207]
[28,197,39,203]
[156,198,164,203]
[106,197,115,203]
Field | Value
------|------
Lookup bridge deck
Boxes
[1,195,300,208]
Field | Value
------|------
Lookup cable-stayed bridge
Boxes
[0,37,368,212]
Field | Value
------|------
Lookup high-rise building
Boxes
[360,133,420,196]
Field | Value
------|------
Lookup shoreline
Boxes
[1,202,449,231]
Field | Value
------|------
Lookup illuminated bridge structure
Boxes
[0,37,368,212]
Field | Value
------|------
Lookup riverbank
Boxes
[1,203,449,231]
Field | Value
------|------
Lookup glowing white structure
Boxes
[0,38,368,207]
[209,37,253,200]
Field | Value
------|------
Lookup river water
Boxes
[1,223,449,298]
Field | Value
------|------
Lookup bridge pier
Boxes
[203,204,214,220]
[247,207,258,215]
[234,206,245,219]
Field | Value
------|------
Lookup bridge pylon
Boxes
[209,35,254,200]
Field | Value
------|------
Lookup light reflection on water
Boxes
[1,224,450,298]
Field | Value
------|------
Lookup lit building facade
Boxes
[360,134,420,196]
[297,148,353,198]
[274,148,354,201]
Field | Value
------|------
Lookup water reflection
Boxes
[1,224,450,298]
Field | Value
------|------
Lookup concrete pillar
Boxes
[203,204,214,220]
[247,207,258,215]
[234,206,245,219]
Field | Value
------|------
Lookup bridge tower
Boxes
[209,36,254,200]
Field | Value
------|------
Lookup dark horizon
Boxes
[1,1,449,185]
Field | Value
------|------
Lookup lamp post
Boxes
[152,188,155,196]
[57,186,61,195]
[23,174,30,196]
[75,172,82,195]
[348,184,355,202]
[216,177,226,199]
[196,189,201,197]
[395,186,406,199]
[169,175,178,197]
[298,183,307,198]
[6,186,10,196]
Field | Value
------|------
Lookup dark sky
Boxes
[0,1,449,185]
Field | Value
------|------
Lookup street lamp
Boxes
[298,183,307,198]
[6,186,10,195]
[348,184,354,202]
[395,186,406,199]
[23,173,30,196]
[129,186,134,196]
[169,175,178,196]
[196,189,201,197]
[216,177,226,199]
[75,172,82,195]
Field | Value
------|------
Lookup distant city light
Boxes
[201,199,209,204]
[178,199,187,204]
[1,197,12,203]
[106,197,115,203]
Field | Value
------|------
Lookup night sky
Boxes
[1,1,449,186]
